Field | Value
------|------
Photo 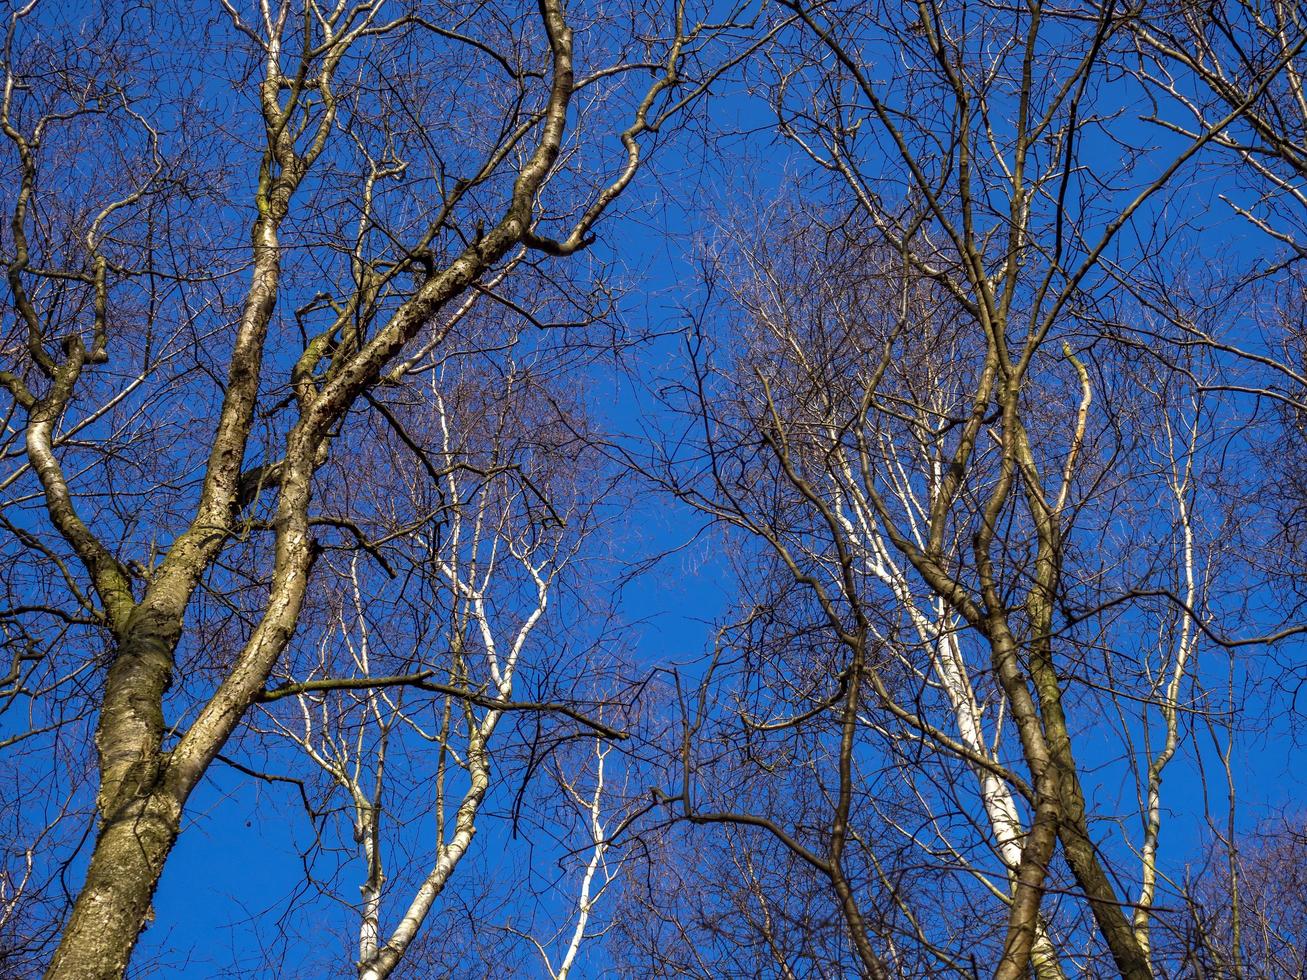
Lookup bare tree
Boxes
[1131,3,1307,596]
[0,0,752,974]
[627,1,1306,976]
[508,733,632,980]
[262,359,623,979]
[1182,818,1307,979]
[6,1,1306,977]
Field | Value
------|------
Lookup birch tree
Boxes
[260,358,624,978]
[0,0,746,974]
[637,0,1298,974]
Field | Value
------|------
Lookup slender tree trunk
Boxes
[994,799,1059,980]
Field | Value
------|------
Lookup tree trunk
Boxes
[43,791,181,980]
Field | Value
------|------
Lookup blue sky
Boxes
[5,2,1306,976]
